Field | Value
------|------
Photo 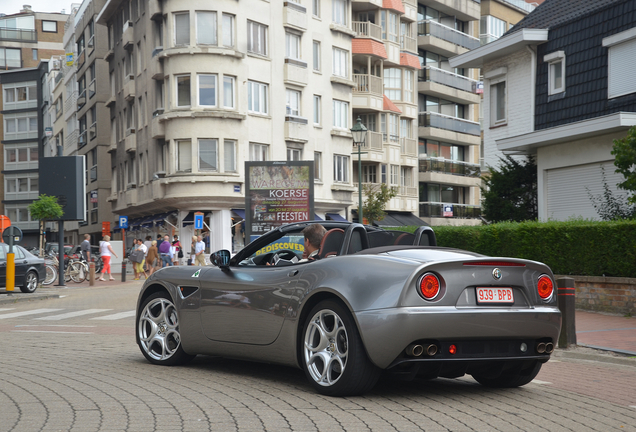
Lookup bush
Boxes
[391,220,636,278]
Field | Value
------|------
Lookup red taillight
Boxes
[463,261,525,267]
[419,273,441,300]
[449,344,457,355]
[537,275,554,300]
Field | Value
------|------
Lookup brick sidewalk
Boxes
[575,310,636,356]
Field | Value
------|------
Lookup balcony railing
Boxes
[502,0,535,13]
[400,35,417,53]
[352,21,382,40]
[364,131,383,151]
[419,66,478,93]
[419,202,481,219]
[400,137,417,156]
[417,20,480,50]
[0,27,36,42]
[399,186,418,196]
[353,74,383,94]
[419,158,481,177]
[418,111,481,136]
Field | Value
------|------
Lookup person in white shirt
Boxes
[194,235,206,266]
[133,238,148,280]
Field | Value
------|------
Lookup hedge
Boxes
[392,220,636,278]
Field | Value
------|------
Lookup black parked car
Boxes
[0,243,45,293]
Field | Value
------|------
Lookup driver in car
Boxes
[299,224,327,262]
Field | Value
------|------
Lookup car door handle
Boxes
[287,270,299,277]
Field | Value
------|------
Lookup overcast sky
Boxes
[3,0,77,15]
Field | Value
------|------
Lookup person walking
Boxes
[132,238,148,280]
[80,233,91,262]
[190,235,197,265]
[146,240,159,276]
[172,235,182,266]
[194,235,206,266]
[143,236,152,272]
[99,235,118,281]
[159,234,173,267]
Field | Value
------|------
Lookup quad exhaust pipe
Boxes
[406,343,438,357]
[536,342,554,354]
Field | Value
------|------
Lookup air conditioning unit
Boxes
[51,59,61,70]
[123,20,133,31]
[126,74,135,82]
[127,182,137,189]
[126,127,136,135]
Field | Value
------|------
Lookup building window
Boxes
[479,15,507,45]
[224,139,236,172]
[286,89,301,116]
[174,12,190,46]
[400,166,412,188]
[605,32,636,98]
[400,118,412,138]
[198,74,217,106]
[222,13,235,47]
[287,148,302,161]
[196,12,217,45]
[0,48,22,69]
[286,32,301,60]
[176,74,191,107]
[313,95,321,125]
[381,113,399,142]
[198,138,218,171]
[3,82,37,110]
[247,21,267,56]
[32,49,38,60]
[334,155,349,183]
[313,0,321,17]
[404,70,413,102]
[223,76,235,108]
[313,41,321,71]
[384,68,401,101]
[332,0,347,26]
[250,143,268,161]
[490,78,506,126]
[333,99,348,129]
[247,80,268,115]
[3,114,38,141]
[42,20,57,32]
[332,48,348,78]
[314,152,322,181]
[390,165,399,185]
[363,165,377,183]
[177,140,192,172]
[545,51,566,96]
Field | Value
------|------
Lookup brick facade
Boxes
[556,275,636,316]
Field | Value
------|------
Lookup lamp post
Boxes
[350,117,367,224]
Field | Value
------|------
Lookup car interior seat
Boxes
[394,233,415,245]
[317,228,345,259]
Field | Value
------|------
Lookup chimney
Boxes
[21,5,32,12]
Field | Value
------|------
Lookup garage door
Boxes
[546,162,630,221]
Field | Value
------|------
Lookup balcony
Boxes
[151,114,164,139]
[78,130,88,149]
[352,21,382,40]
[353,74,382,95]
[354,131,383,155]
[418,66,481,104]
[400,35,417,54]
[0,27,36,42]
[77,89,86,110]
[399,186,419,197]
[284,59,308,86]
[149,0,162,20]
[283,1,307,31]
[123,74,135,101]
[284,116,309,142]
[125,129,136,152]
[352,0,383,7]
[419,202,481,219]
[0,58,23,69]
[418,0,481,22]
[150,47,164,80]
[400,137,417,156]
[418,112,480,136]
[418,20,479,51]
[419,158,480,178]
[122,20,134,50]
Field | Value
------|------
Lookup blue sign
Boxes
[194,213,204,230]
[234,185,241,193]
[119,216,128,229]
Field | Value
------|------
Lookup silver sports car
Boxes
[136,221,561,396]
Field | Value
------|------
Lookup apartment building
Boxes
[0,7,67,247]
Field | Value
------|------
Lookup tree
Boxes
[362,183,397,225]
[611,125,636,204]
[28,194,64,256]
[481,155,537,223]
[586,166,636,221]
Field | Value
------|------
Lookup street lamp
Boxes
[351,117,367,224]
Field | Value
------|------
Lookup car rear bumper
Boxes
[355,306,562,369]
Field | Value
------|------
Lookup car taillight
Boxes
[537,275,554,301]
[419,273,441,300]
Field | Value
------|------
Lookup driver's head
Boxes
[302,224,327,254]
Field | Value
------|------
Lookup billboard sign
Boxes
[245,161,314,239]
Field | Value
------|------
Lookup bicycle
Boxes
[43,254,87,283]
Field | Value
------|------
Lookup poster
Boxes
[245,161,314,239]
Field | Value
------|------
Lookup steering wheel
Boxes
[269,249,298,265]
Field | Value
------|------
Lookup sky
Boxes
[2,0,77,15]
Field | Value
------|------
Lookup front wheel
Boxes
[472,360,542,388]
[20,270,38,293]
[69,261,87,283]
[301,300,380,396]
[43,264,57,285]
[136,292,195,366]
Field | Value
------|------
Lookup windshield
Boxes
[238,229,306,266]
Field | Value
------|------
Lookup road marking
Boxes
[531,379,552,385]
[34,309,112,321]
[90,310,136,320]
[0,309,64,319]
[15,325,96,328]
[12,330,94,334]
[0,308,16,312]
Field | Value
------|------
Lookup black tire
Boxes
[43,264,57,285]
[136,291,195,366]
[20,270,39,293]
[472,360,542,388]
[300,300,380,396]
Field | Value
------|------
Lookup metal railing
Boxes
[419,66,478,93]
[400,137,417,156]
[418,111,481,136]
[501,0,535,13]
[352,21,382,39]
[0,27,36,42]
[419,158,481,178]
[419,202,481,219]
[399,186,418,196]
[364,131,383,151]
[400,34,417,53]
[417,20,480,50]
[353,74,383,94]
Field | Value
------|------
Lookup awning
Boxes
[314,213,323,221]
[326,213,347,222]
[232,209,246,219]
[375,212,429,227]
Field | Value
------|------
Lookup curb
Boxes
[0,291,60,304]
[555,346,636,367]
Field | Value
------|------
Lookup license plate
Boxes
[476,287,514,304]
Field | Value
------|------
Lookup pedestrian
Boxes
[143,235,152,272]
[99,235,118,281]
[159,234,173,267]
[172,235,182,266]
[190,235,197,265]
[156,234,164,250]
[146,240,159,276]
[194,235,206,266]
[80,233,91,262]
[135,238,148,280]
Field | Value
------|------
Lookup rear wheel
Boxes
[43,264,57,285]
[301,300,380,396]
[69,261,87,283]
[20,270,38,293]
[472,360,542,388]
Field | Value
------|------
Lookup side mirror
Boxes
[210,250,231,269]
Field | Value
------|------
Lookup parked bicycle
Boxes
[42,254,88,284]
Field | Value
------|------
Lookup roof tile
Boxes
[382,0,405,14]
[352,39,388,59]
[383,95,402,113]
[400,52,421,69]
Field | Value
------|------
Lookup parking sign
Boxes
[119,215,128,229]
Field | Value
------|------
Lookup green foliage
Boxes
[481,156,538,222]
[362,183,397,225]
[611,126,636,204]
[431,219,636,278]
[586,166,636,221]
[28,194,63,221]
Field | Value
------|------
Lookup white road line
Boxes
[15,325,96,328]
[0,309,64,319]
[34,309,112,321]
[90,310,136,321]
[0,308,16,312]
[531,379,552,385]
[11,330,94,334]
